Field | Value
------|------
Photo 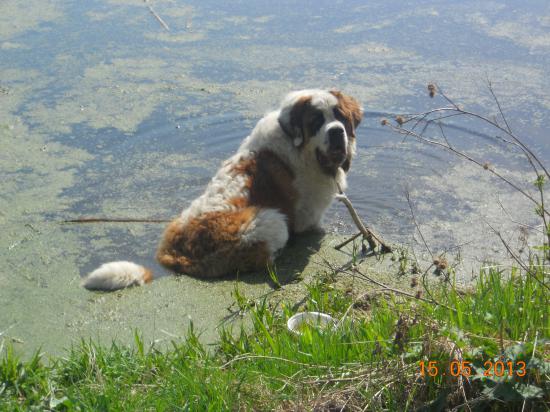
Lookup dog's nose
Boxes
[328,128,346,152]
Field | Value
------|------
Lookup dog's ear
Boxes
[330,90,363,135]
[278,95,312,147]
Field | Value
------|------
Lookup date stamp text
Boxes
[419,360,526,378]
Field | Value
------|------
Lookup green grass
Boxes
[1,264,548,411]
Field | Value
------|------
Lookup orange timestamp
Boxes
[419,360,527,378]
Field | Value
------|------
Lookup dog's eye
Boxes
[333,107,345,122]
[333,107,354,136]
[308,112,325,135]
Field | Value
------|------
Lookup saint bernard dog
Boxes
[82,89,363,290]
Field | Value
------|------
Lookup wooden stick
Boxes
[145,2,170,32]
[61,217,170,224]
[335,181,393,253]
[334,232,361,250]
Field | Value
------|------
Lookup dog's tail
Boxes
[81,261,153,291]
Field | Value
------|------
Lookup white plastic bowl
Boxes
[287,311,337,335]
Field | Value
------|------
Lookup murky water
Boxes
[1,0,549,354]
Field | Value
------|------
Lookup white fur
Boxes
[240,208,289,255]
[81,261,149,291]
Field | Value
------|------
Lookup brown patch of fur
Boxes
[142,268,153,284]
[169,208,257,258]
[330,90,363,137]
[229,157,256,185]
[250,150,297,230]
[228,196,249,209]
[330,90,363,172]
[156,209,271,278]
[289,95,326,146]
[229,150,297,231]
[289,95,313,139]
[156,218,190,269]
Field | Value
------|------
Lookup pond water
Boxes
[1,0,549,354]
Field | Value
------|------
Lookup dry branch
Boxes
[351,267,456,312]
[314,255,456,312]
[334,232,361,251]
[335,180,393,253]
[387,121,544,211]
[386,82,550,265]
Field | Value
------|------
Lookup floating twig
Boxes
[145,1,170,32]
[61,217,170,224]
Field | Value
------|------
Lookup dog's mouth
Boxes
[316,148,346,176]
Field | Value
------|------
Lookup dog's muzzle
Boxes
[316,126,348,175]
[327,127,347,164]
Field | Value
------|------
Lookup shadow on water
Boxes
[238,230,325,286]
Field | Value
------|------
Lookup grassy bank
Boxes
[1,260,548,411]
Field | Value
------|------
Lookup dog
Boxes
[82,89,363,290]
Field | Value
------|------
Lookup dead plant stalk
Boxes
[385,83,549,265]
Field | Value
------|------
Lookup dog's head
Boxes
[278,89,363,176]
